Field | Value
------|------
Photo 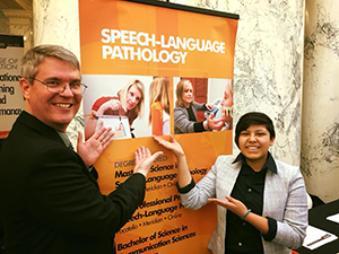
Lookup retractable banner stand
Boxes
[0,35,24,139]
[79,1,238,253]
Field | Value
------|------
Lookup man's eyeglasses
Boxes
[28,77,87,95]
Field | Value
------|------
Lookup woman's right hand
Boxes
[154,136,191,187]
[153,136,185,158]
[206,113,224,131]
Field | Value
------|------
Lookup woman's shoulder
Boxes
[274,159,301,178]
[174,105,186,110]
[215,154,237,166]
[174,106,187,114]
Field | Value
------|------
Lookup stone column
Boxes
[302,0,339,202]
[33,0,83,147]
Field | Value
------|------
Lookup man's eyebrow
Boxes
[44,77,81,81]
[43,77,61,80]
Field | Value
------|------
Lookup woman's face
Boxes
[182,81,193,106]
[126,84,142,111]
[238,124,274,166]
[222,87,233,107]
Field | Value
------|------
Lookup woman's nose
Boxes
[248,134,256,141]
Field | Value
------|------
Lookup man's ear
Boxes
[20,78,31,100]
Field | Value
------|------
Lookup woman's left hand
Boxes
[208,196,248,217]
[153,136,185,158]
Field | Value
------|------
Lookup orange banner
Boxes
[79,0,237,78]
[96,132,232,254]
[79,0,238,253]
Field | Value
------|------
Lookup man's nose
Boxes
[60,84,74,96]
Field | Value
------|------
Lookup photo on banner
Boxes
[79,0,238,253]
[173,77,234,134]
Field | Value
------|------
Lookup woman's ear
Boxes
[269,137,275,146]
[20,78,31,100]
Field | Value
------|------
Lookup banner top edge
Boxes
[126,0,240,20]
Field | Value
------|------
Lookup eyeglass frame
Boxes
[27,77,87,95]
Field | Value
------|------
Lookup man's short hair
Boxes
[21,44,80,80]
[234,112,276,147]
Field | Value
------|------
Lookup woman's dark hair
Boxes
[234,112,275,147]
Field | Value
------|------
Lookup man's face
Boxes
[238,124,274,165]
[21,57,82,132]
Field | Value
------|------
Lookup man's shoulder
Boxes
[2,116,64,161]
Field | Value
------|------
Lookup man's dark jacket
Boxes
[0,111,146,254]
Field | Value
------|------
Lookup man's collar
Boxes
[19,111,69,147]
[233,152,277,173]
[57,131,72,148]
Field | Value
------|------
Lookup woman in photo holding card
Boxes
[85,80,145,139]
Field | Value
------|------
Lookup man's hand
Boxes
[77,123,114,167]
[133,147,163,177]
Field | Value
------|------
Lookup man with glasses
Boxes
[0,45,162,254]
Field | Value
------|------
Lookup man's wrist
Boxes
[134,167,148,177]
[134,171,147,178]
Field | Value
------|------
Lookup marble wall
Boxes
[302,0,339,202]
[172,0,305,166]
